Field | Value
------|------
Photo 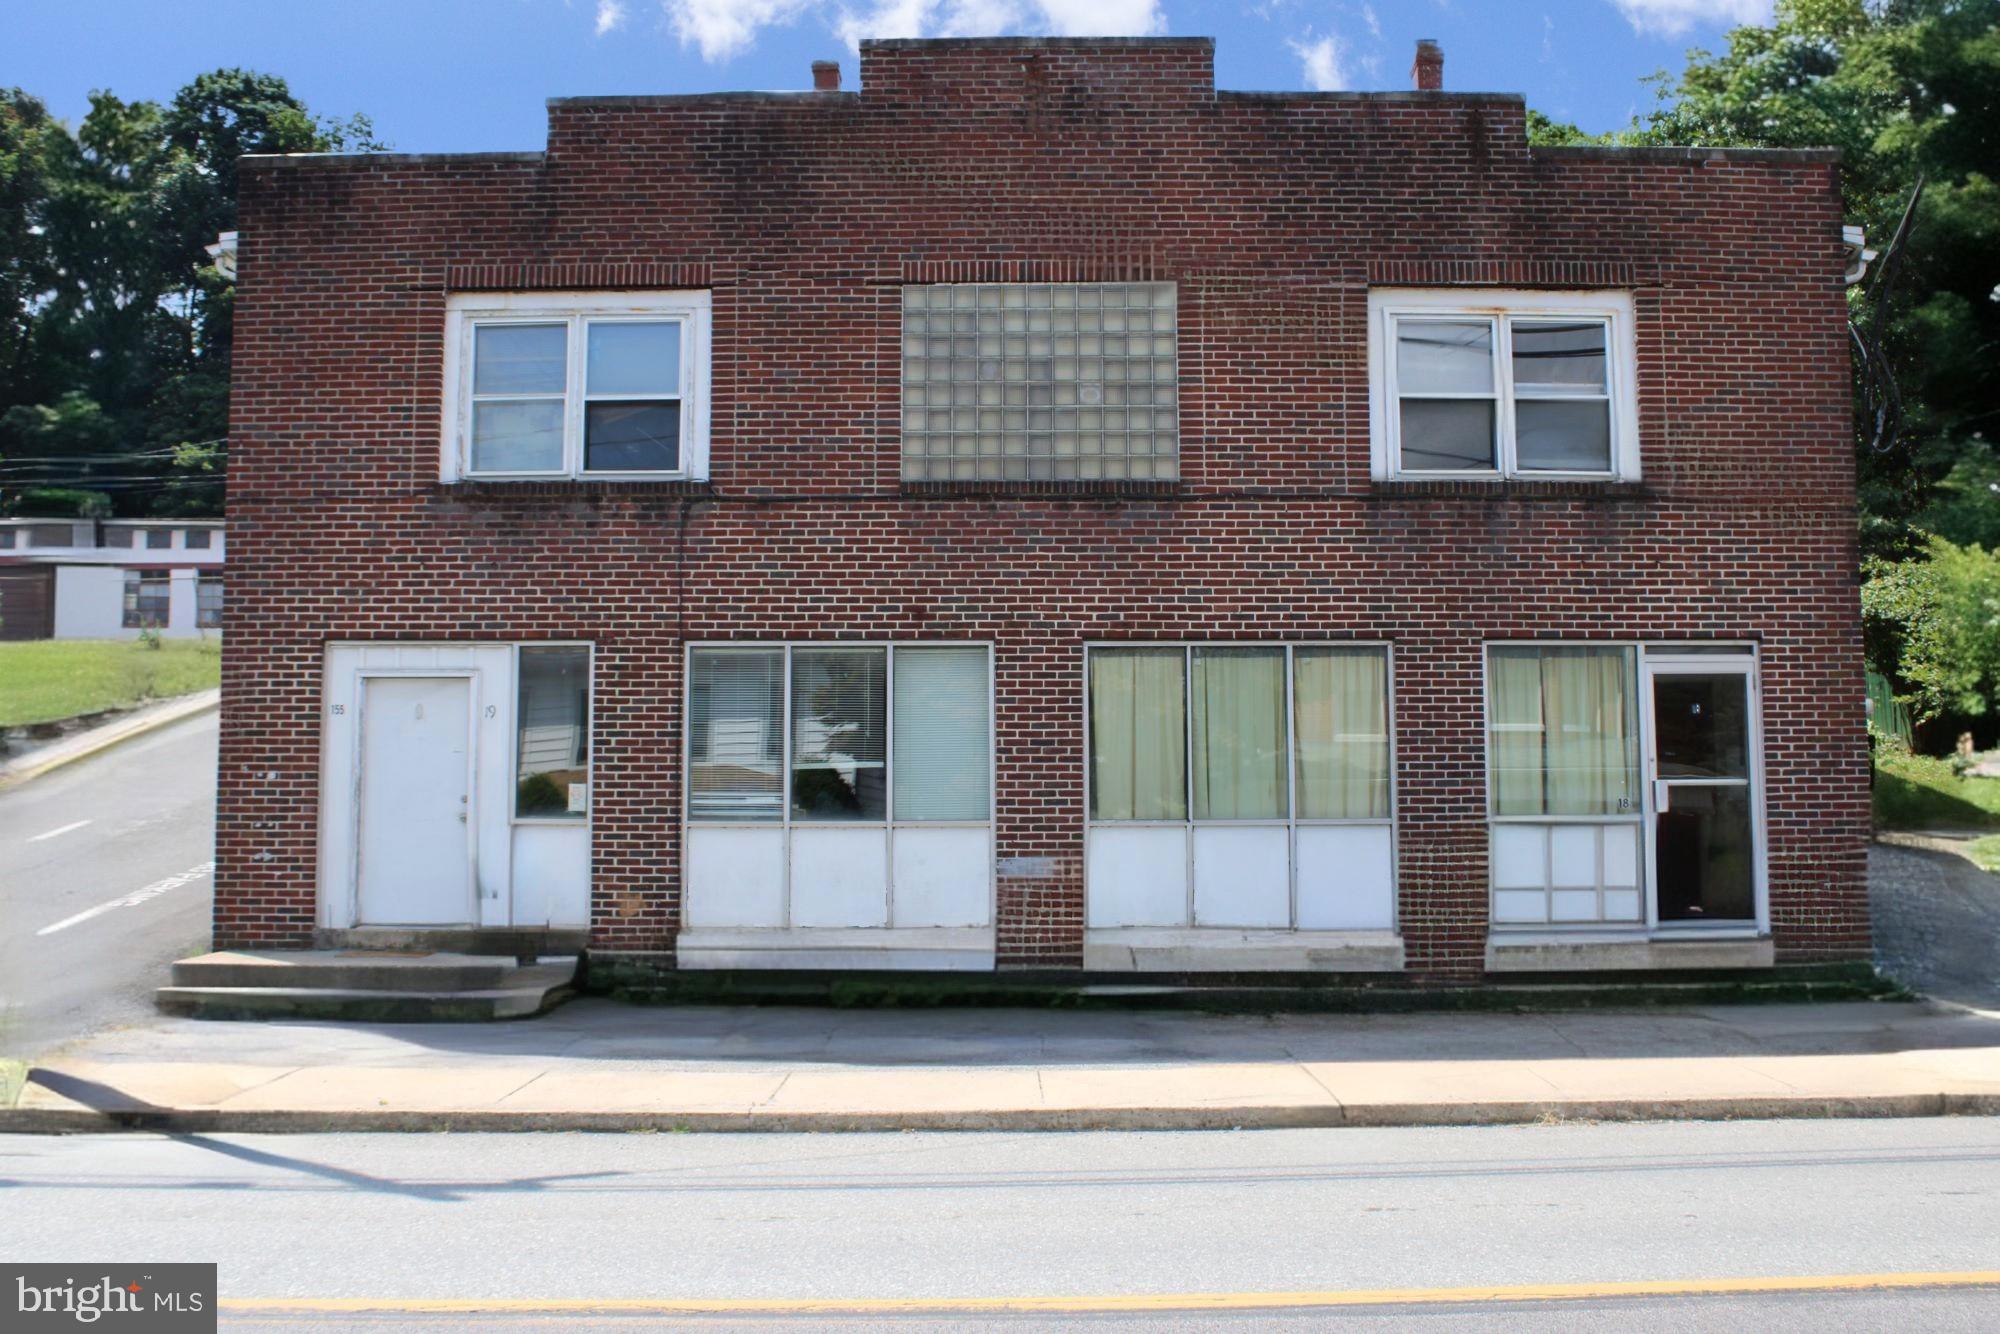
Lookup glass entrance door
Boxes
[1647,663,1759,924]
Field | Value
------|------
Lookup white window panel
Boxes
[1193,826,1290,928]
[686,827,787,929]
[1369,288,1639,481]
[1296,825,1395,930]
[443,290,710,482]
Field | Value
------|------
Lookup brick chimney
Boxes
[1411,39,1443,91]
[812,60,841,92]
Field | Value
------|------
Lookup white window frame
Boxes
[1481,640,1769,937]
[442,289,711,483]
[1368,288,1640,482]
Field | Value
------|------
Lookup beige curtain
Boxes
[1489,646,1636,817]
[1488,649,1547,816]
[1542,647,1637,815]
[1090,649,1186,821]
[1294,648,1389,819]
[1191,648,1287,820]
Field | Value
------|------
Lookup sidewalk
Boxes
[0,688,220,789]
[9,998,2000,1132]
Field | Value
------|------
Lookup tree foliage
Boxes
[0,70,381,517]
[1533,2,2000,739]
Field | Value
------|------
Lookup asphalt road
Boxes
[1,1119,1996,1329]
[0,710,217,1059]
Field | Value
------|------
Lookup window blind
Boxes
[892,647,990,822]
[689,649,783,821]
[791,648,887,821]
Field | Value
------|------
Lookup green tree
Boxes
[1862,536,2000,721]
[0,70,383,517]
[1575,1,2000,559]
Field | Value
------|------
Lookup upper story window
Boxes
[442,291,711,482]
[1369,289,1638,481]
[901,282,1179,482]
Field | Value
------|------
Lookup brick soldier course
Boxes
[217,37,1866,981]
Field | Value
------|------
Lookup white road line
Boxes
[26,819,92,843]
[36,861,215,937]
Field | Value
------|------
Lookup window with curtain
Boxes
[1294,647,1390,819]
[1190,648,1286,820]
[1487,645,1638,817]
[1089,649,1188,821]
[1090,644,1394,825]
[893,646,991,822]
[688,649,784,821]
[516,645,591,818]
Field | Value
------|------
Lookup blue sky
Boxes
[9,1,1776,152]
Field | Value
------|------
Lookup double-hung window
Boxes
[443,291,710,481]
[1370,289,1638,480]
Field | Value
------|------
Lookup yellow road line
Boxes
[220,1270,2000,1316]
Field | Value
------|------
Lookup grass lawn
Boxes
[0,639,220,728]
[1873,749,2000,833]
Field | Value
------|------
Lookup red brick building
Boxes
[216,37,1868,983]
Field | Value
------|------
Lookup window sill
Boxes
[676,926,996,972]
[1084,928,1405,973]
[900,479,1182,499]
[1484,932,1772,973]
[1370,477,1648,501]
[433,479,715,501]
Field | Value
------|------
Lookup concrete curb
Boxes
[7,1091,2000,1135]
[0,689,219,791]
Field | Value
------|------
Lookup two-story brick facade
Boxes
[215,37,1869,983]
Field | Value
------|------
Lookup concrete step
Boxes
[154,983,574,1023]
[315,927,589,956]
[169,951,575,994]
[158,952,578,1021]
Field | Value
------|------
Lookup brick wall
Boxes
[217,38,1866,976]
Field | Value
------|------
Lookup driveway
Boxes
[1870,837,2000,1009]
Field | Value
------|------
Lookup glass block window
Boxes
[901,282,1179,482]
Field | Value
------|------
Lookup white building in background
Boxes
[0,518,225,641]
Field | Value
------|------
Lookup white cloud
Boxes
[1031,0,1165,37]
[1360,3,1380,39]
[1609,0,1772,38]
[1288,33,1346,92]
[595,0,628,36]
[663,0,814,62]
[662,0,1164,63]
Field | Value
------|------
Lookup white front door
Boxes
[357,675,474,926]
